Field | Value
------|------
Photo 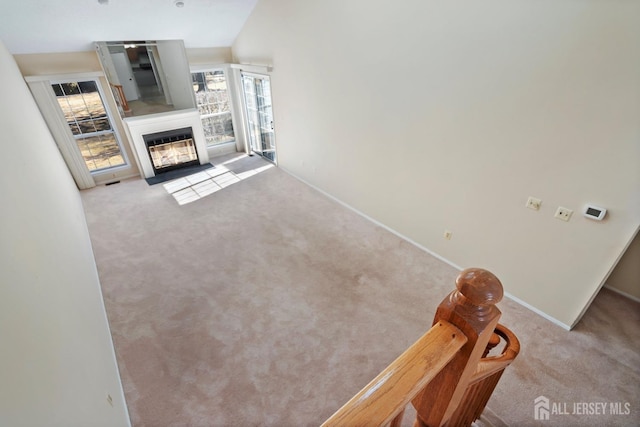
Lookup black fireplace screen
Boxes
[143,127,199,174]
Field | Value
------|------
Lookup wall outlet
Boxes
[444,230,453,240]
[554,207,573,222]
[526,196,542,211]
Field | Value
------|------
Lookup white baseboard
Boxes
[279,166,574,330]
[95,172,140,186]
[208,141,238,159]
[278,166,463,272]
[603,284,640,303]
[503,291,571,330]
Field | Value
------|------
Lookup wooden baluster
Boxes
[483,332,501,358]
[110,83,131,116]
[411,268,504,427]
[115,84,131,114]
[389,409,405,427]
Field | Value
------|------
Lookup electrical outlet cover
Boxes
[526,196,542,211]
[554,207,573,221]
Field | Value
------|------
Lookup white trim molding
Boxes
[25,71,103,83]
[603,285,640,304]
[26,79,96,189]
[229,63,273,74]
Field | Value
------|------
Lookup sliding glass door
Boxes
[241,73,276,162]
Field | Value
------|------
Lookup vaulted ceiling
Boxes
[0,0,258,54]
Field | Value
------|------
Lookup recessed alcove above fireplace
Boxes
[124,109,209,179]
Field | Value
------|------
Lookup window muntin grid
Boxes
[52,80,126,172]
[192,70,235,146]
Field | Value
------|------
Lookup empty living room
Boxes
[1,1,638,426]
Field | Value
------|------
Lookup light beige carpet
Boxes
[81,153,639,427]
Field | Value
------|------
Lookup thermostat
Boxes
[583,204,606,220]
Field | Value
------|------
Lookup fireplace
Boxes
[124,109,210,179]
[143,127,199,174]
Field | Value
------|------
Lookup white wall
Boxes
[186,47,232,66]
[156,40,196,110]
[606,228,640,301]
[232,0,640,328]
[0,40,130,426]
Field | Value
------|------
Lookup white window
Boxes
[191,70,235,146]
[51,80,127,172]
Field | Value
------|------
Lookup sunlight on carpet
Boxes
[163,159,274,205]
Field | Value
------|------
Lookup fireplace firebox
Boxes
[143,127,199,174]
[124,109,209,179]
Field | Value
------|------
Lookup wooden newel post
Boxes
[412,268,504,427]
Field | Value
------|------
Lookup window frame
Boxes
[50,77,129,175]
[190,67,236,147]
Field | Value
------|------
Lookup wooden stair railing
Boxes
[321,321,467,426]
[446,324,520,426]
[322,268,520,427]
[109,83,131,116]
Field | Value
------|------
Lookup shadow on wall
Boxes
[604,228,640,301]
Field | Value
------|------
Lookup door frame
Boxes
[239,71,277,163]
[111,51,140,101]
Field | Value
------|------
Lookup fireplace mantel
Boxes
[124,109,209,178]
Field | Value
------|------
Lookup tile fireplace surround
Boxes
[124,109,210,179]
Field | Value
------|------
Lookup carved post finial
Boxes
[454,268,503,308]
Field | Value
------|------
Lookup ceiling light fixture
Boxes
[174,0,185,7]
[98,0,109,4]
